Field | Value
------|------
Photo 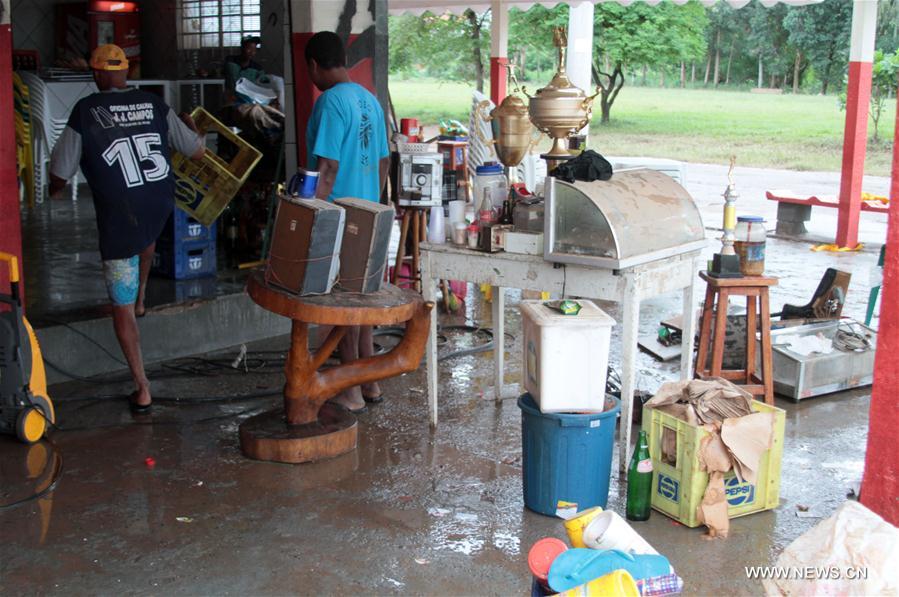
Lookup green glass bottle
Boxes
[626,430,653,521]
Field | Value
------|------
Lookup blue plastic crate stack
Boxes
[152,209,218,279]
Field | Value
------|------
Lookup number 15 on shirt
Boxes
[102,133,170,188]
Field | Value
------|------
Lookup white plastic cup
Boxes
[448,200,466,227]
[582,510,659,555]
[446,200,465,239]
[428,205,446,244]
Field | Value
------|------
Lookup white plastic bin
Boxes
[520,300,615,413]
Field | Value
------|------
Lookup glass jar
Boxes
[734,216,766,276]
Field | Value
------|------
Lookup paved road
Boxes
[683,162,889,247]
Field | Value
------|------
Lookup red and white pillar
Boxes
[837,1,878,248]
[489,0,508,106]
[0,4,23,296]
[859,83,899,527]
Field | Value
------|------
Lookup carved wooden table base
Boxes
[241,271,433,463]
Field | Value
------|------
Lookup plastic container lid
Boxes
[520,300,616,328]
[476,163,504,175]
[737,216,765,223]
[527,537,568,581]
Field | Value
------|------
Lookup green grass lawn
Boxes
[389,79,896,175]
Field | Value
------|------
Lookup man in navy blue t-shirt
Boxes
[49,44,205,412]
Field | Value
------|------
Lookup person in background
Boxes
[224,35,284,139]
[224,35,265,105]
[305,30,390,413]
[49,44,205,412]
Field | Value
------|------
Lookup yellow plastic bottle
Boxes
[562,506,603,548]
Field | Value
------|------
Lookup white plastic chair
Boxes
[20,72,80,203]
[467,90,496,182]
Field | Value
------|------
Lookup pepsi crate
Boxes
[152,238,217,280]
[159,209,217,244]
[644,400,785,527]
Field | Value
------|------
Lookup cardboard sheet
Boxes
[721,412,776,484]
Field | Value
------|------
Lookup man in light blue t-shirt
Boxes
[306,32,389,202]
[305,31,391,413]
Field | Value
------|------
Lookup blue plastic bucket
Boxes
[519,393,620,516]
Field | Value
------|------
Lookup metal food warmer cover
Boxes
[544,168,707,269]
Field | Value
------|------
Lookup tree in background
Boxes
[785,0,853,95]
[705,4,740,87]
[839,49,899,141]
[388,0,865,100]
[508,5,570,81]
[876,0,899,54]
[591,2,707,123]
[388,10,490,91]
[869,50,899,141]
[747,4,797,89]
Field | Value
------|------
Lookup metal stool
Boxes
[695,271,778,404]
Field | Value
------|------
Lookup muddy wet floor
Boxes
[0,235,874,595]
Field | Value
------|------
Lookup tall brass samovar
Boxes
[525,27,599,166]
[477,65,536,170]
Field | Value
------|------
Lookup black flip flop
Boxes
[363,394,384,404]
[327,399,368,415]
[128,391,152,413]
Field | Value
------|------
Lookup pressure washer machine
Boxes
[0,252,54,443]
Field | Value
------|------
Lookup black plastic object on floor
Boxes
[548,150,613,183]
[780,268,851,320]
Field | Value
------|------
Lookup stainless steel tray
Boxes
[756,320,877,401]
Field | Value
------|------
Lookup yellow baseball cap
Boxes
[90,44,129,71]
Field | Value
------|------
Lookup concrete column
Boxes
[860,82,899,527]
[288,0,387,170]
[282,0,297,172]
[837,0,877,248]
[0,4,24,299]
[566,1,594,136]
[490,0,508,106]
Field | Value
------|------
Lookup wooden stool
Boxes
[392,207,428,292]
[695,271,778,404]
[243,272,433,463]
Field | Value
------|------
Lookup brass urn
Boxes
[477,67,536,168]
[525,27,599,160]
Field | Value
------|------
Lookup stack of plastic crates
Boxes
[152,210,218,280]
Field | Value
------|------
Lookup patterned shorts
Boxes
[102,255,140,306]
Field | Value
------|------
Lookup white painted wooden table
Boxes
[420,243,703,473]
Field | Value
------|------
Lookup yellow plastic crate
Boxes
[172,107,262,227]
[645,400,785,528]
